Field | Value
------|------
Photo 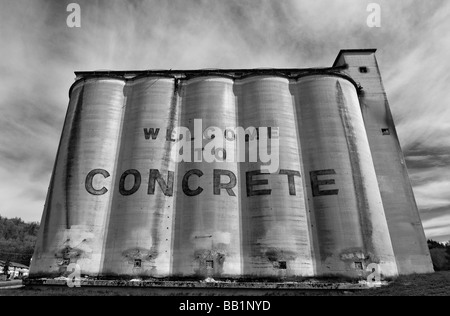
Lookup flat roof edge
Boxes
[74,66,346,78]
[68,66,359,98]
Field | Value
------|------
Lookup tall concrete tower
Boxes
[333,49,433,274]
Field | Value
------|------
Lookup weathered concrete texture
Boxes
[102,78,177,277]
[293,75,397,277]
[30,50,432,282]
[333,50,434,275]
[235,77,314,278]
[173,77,242,278]
[31,79,126,277]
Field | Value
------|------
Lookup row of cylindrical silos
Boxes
[31,73,398,280]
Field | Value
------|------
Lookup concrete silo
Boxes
[30,49,433,284]
[172,76,242,278]
[102,77,178,277]
[235,76,314,278]
[293,74,397,277]
[31,78,126,277]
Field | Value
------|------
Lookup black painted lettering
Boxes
[279,169,301,195]
[148,169,174,196]
[213,169,236,196]
[143,128,160,140]
[119,169,141,196]
[182,169,204,196]
[85,169,110,195]
[310,169,339,196]
[246,170,271,197]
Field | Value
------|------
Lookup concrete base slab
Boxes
[24,278,384,291]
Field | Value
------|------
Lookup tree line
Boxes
[0,215,39,266]
[427,239,450,271]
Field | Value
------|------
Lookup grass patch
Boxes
[349,271,450,296]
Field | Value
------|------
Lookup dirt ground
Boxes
[0,271,449,296]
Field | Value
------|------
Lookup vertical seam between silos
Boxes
[290,81,317,277]
[99,80,127,276]
[65,84,85,229]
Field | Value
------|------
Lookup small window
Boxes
[134,259,142,268]
[206,260,214,269]
[355,262,364,270]
[359,66,369,73]
[381,128,390,135]
[278,261,287,270]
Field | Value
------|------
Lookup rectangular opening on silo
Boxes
[382,128,390,135]
[206,260,214,269]
[278,261,287,269]
[355,262,364,270]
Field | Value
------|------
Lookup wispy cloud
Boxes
[422,210,450,243]
[381,1,450,243]
[0,0,449,241]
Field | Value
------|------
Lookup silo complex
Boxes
[30,49,433,281]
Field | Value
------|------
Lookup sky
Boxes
[0,0,449,242]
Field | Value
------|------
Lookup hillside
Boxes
[427,240,450,271]
[0,216,40,266]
